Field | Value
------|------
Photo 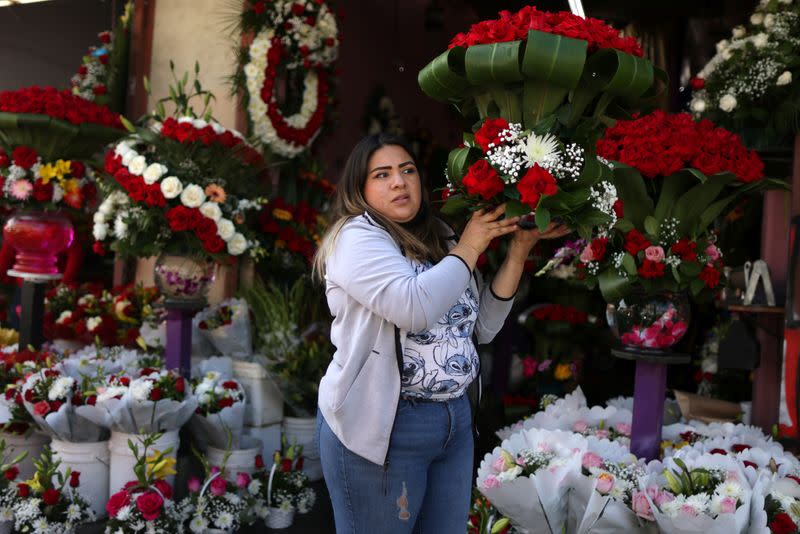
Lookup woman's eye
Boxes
[403,168,417,174]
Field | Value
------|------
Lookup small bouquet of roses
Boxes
[104,432,190,534]
[20,368,108,442]
[637,455,751,534]
[189,372,246,449]
[8,446,95,534]
[0,348,57,435]
[749,473,800,534]
[182,447,248,533]
[195,298,253,358]
[251,436,316,515]
[477,428,586,533]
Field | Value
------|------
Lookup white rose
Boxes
[199,202,222,222]
[715,39,729,53]
[121,151,136,167]
[114,216,128,239]
[160,176,183,199]
[216,219,236,241]
[732,25,746,38]
[753,33,769,48]
[719,94,738,112]
[764,13,775,27]
[690,98,707,113]
[93,223,108,241]
[777,70,793,86]
[750,13,764,25]
[128,155,147,176]
[227,233,248,255]
[98,200,113,216]
[180,184,205,208]
[142,163,167,185]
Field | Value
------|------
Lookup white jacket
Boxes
[318,212,514,465]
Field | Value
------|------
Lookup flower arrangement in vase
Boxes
[182,446,249,533]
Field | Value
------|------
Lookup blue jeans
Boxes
[317,394,474,534]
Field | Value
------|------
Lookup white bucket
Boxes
[108,430,179,495]
[206,435,263,477]
[51,439,110,518]
[0,430,50,480]
[265,507,295,529]
[233,360,283,426]
[243,424,281,460]
[282,416,321,481]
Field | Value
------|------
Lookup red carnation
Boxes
[699,265,721,288]
[92,85,108,96]
[769,513,797,534]
[70,161,86,178]
[175,377,185,394]
[11,146,38,169]
[126,177,146,203]
[17,483,29,497]
[517,164,557,209]
[3,466,18,481]
[174,122,196,143]
[671,238,697,262]
[33,400,50,416]
[32,179,54,202]
[638,259,665,279]
[92,242,106,256]
[731,443,751,453]
[153,479,173,500]
[743,460,758,469]
[136,490,164,521]
[624,229,651,256]
[69,470,81,488]
[99,31,112,44]
[166,206,194,232]
[462,160,504,200]
[291,2,305,15]
[43,488,61,505]
[252,1,266,14]
[590,237,609,262]
[218,397,234,409]
[195,217,218,242]
[282,458,293,472]
[709,448,728,455]
[474,118,510,153]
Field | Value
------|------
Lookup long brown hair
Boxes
[313,134,449,281]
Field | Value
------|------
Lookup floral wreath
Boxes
[237,0,339,158]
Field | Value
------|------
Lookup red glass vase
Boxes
[3,211,74,280]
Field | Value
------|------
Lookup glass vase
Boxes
[607,291,691,353]
[2,210,74,280]
[153,254,216,304]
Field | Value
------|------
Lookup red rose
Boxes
[174,122,196,143]
[222,380,238,390]
[144,184,165,207]
[690,77,705,90]
[92,242,106,256]
[175,377,185,394]
[43,488,61,505]
[474,118,510,152]
[160,117,178,138]
[136,490,164,521]
[282,458,293,472]
[99,31,112,44]
[149,388,162,401]
[106,490,131,518]
[218,397,234,409]
[252,0,266,14]
[33,179,54,202]
[70,161,86,178]
[12,146,38,169]
[126,177,146,203]
[17,483,29,497]
[670,238,697,261]
[699,265,721,288]
[517,164,557,209]
[291,2,305,15]
[612,199,624,218]
[153,479,173,500]
[296,456,304,470]
[769,513,797,534]
[92,85,108,96]
[3,466,18,481]
[255,454,265,469]
[0,150,9,168]
[33,400,50,416]
[98,54,109,65]
[590,237,609,262]
[624,229,651,256]
[166,206,194,232]
[198,125,216,146]
[709,448,728,455]
[462,160,504,201]
[638,259,666,279]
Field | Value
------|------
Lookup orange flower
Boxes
[205,184,226,203]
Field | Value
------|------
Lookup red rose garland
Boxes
[0,86,122,128]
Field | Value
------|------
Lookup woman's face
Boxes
[363,145,422,223]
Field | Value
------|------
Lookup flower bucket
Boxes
[265,507,295,529]
[0,430,50,480]
[51,439,110,518]
[282,416,321,481]
[206,435,263,477]
[233,360,283,426]
[108,430,178,495]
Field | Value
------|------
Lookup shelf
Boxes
[727,305,785,315]
[611,348,691,365]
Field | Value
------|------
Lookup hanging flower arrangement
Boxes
[234,0,339,159]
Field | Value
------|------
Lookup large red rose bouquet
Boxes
[420,5,659,233]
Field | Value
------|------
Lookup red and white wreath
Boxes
[242,0,339,158]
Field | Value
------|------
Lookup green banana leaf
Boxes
[672,172,738,235]
[417,47,470,102]
[598,268,633,302]
[653,170,701,222]
[607,163,653,229]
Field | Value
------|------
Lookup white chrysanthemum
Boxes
[189,515,208,533]
[33,517,49,532]
[56,310,73,324]
[716,480,744,499]
[114,215,129,240]
[115,504,131,521]
[660,495,684,517]
[67,503,82,521]
[160,176,183,199]
[522,133,560,168]
[719,94,737,112]
[128,155,147,176]
[248,479,262,495]
[93,223,108,241]
[227,233,248,255]
[96,385,127,403]
[199,202,222,222]
[142,163,168,185]
[129,378,153,401]
[215,512,234,529]
[778,71,793,86]
[180,184,205,208]
[255,502,269,518]
[49,376,75,401]
[751,13,764,25]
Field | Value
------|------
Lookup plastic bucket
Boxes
[0,430,50,480]
[206,435,263,477]
[282,416,321,481]
[233,360,283,426]
[51,439,110,518]
[108,430,178,495]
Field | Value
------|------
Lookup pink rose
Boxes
[670,321,688,338]
[615,423,632,436]
[572,421,589,433]
[655,334,676,348]
[580,245,595,263]
[187,476,201,493]
[210,466,221,474]
[236,472,251,489]
[210,476,227,496]
[620,332,643,346]
[596,472,615,494]
[492,456,507,473]
[594,429,610,439]
[680,504,698,517]
[522,357,537,378]
[654,490,675,507]
[632,491,654,521]
[706,244,721,262]
[581,452,603,469]
[483,475,501,489]
[644,246,665,263]
[719,496,737,514]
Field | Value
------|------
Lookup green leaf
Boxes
[119,115,136,133]
[505,199,530,219]
[417,47,470,102]
[672,265,681,283]
[597,269,632,302]
[622,253,637,275]
[446,147,475,184]
[614,218,634,232]
[679,261,702,277]
[654,170,700,222]
[464,41,524,85]
[440,195,468,215]
[673,173,738,235]
[535,207,551,229]
[644,216,658,236]
[690,277,706,296]
[608,163,653,229]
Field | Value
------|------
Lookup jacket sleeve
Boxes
[474,269,515,344]
[326,221,472,333]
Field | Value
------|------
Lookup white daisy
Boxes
[67,503,82,521]
[521,132,560,168]
[189,515,208,533]
[215,511,234,529]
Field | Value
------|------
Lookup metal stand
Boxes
[612,348,690,461]
[164,298,204,377]
[18,280,47,350]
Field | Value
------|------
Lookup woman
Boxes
[314,133,568,533]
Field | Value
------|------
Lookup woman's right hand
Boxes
[449,204,519,270]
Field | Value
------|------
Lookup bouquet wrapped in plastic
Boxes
[195,298,253,358]
[188,372,246,449]
[748,472,800,534]
[496,386,588,440]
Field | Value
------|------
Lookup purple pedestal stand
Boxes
[612,349,690,461]
[164,299,203,377]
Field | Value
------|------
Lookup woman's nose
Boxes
[389,172,406,188]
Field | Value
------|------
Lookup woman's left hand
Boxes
[507,222,572,262]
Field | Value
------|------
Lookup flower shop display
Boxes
[182,448,248,533]
[258,196,325,272]
[104,432,190,534]
[419,5,659,230]
[7,446,96,534]
[0,438,28,530]
[234,0,339,158]
[189,372,246,450]
[749,473,800,534]
[195,298,253,358]
[690,0,800,146]
[496,386,589,440]
[70,1,133,113]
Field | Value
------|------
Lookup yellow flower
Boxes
[38,163,57,184]
[272,208,293,221]
[26,472,44,493]
[54,159,71,179]
[0,328,18,347]
[146,452,177,480]
[62,179,80,194]
[554,363,572,381]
